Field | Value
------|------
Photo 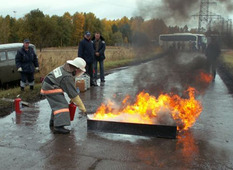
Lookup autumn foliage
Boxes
[0,9,191,49]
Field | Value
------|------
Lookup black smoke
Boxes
[136,0,199,25]
[133,50,210,97]
[218,0,233,11]
[136,0,233,25]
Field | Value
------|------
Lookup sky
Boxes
[0,0,232,28]
[0,0,138,20]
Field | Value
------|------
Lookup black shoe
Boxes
[54,126,70,134]
[101,80,105,83]
[49,120,54,127]
[30,86,34,90]
[91,82,98,86]
[21,87,24,91]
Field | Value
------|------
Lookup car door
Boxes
[0,50,9,84]
[7,49,20,82]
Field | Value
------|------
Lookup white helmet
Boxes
[67,58,86,72]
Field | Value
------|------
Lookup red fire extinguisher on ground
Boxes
[69,102,76,121]
[15,98,22,114]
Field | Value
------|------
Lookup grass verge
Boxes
[0,84,42,117]
[220,50,233,75]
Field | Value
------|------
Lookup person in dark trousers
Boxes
[201,43,206,53]
[78,31,97,86]
[15,39,39,91]
[92,32,106,84]
[205,36,221,80]
[192,41,197,51]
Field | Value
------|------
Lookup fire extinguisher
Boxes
[69,102,76,121]
[15,98,22,114]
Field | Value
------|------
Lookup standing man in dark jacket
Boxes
[205,36,221,80]
[15,39,39,91]
[78,31,96,86]
[93,32,106,84]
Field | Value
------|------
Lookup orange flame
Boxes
[93,87,202,131]
[177,132,199,162]
[199,71,213,83]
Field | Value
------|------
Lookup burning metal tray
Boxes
[87,115,177,139]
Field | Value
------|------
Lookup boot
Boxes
[49,120,54,127]
[54,126,70,134]
[91,80,98,86]
[21,87,24,91]
[30,86,34,90]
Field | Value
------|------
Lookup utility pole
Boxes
[193,0,217,33]
[228,19,232,35]
[221,17,225,34]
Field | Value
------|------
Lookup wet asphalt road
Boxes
[0,53,233,170]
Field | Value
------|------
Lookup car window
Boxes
[7,50,17,60]
[0,51,6,61]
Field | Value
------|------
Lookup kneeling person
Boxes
[41,58,86,134]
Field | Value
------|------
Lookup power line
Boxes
[192,0,232,35]
[192,0,217,32]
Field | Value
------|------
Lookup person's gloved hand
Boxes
[17,67,22,72]
[35,67,39,72]
[71,95,86,113]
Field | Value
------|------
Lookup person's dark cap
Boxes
[24,39,30,43]
[85,31,91,36]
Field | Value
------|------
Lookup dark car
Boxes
[0,43,36,86]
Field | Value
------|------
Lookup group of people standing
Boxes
[15,31,106,92]
[78,31,106,86]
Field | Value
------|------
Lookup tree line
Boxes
[0,9,195,50]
